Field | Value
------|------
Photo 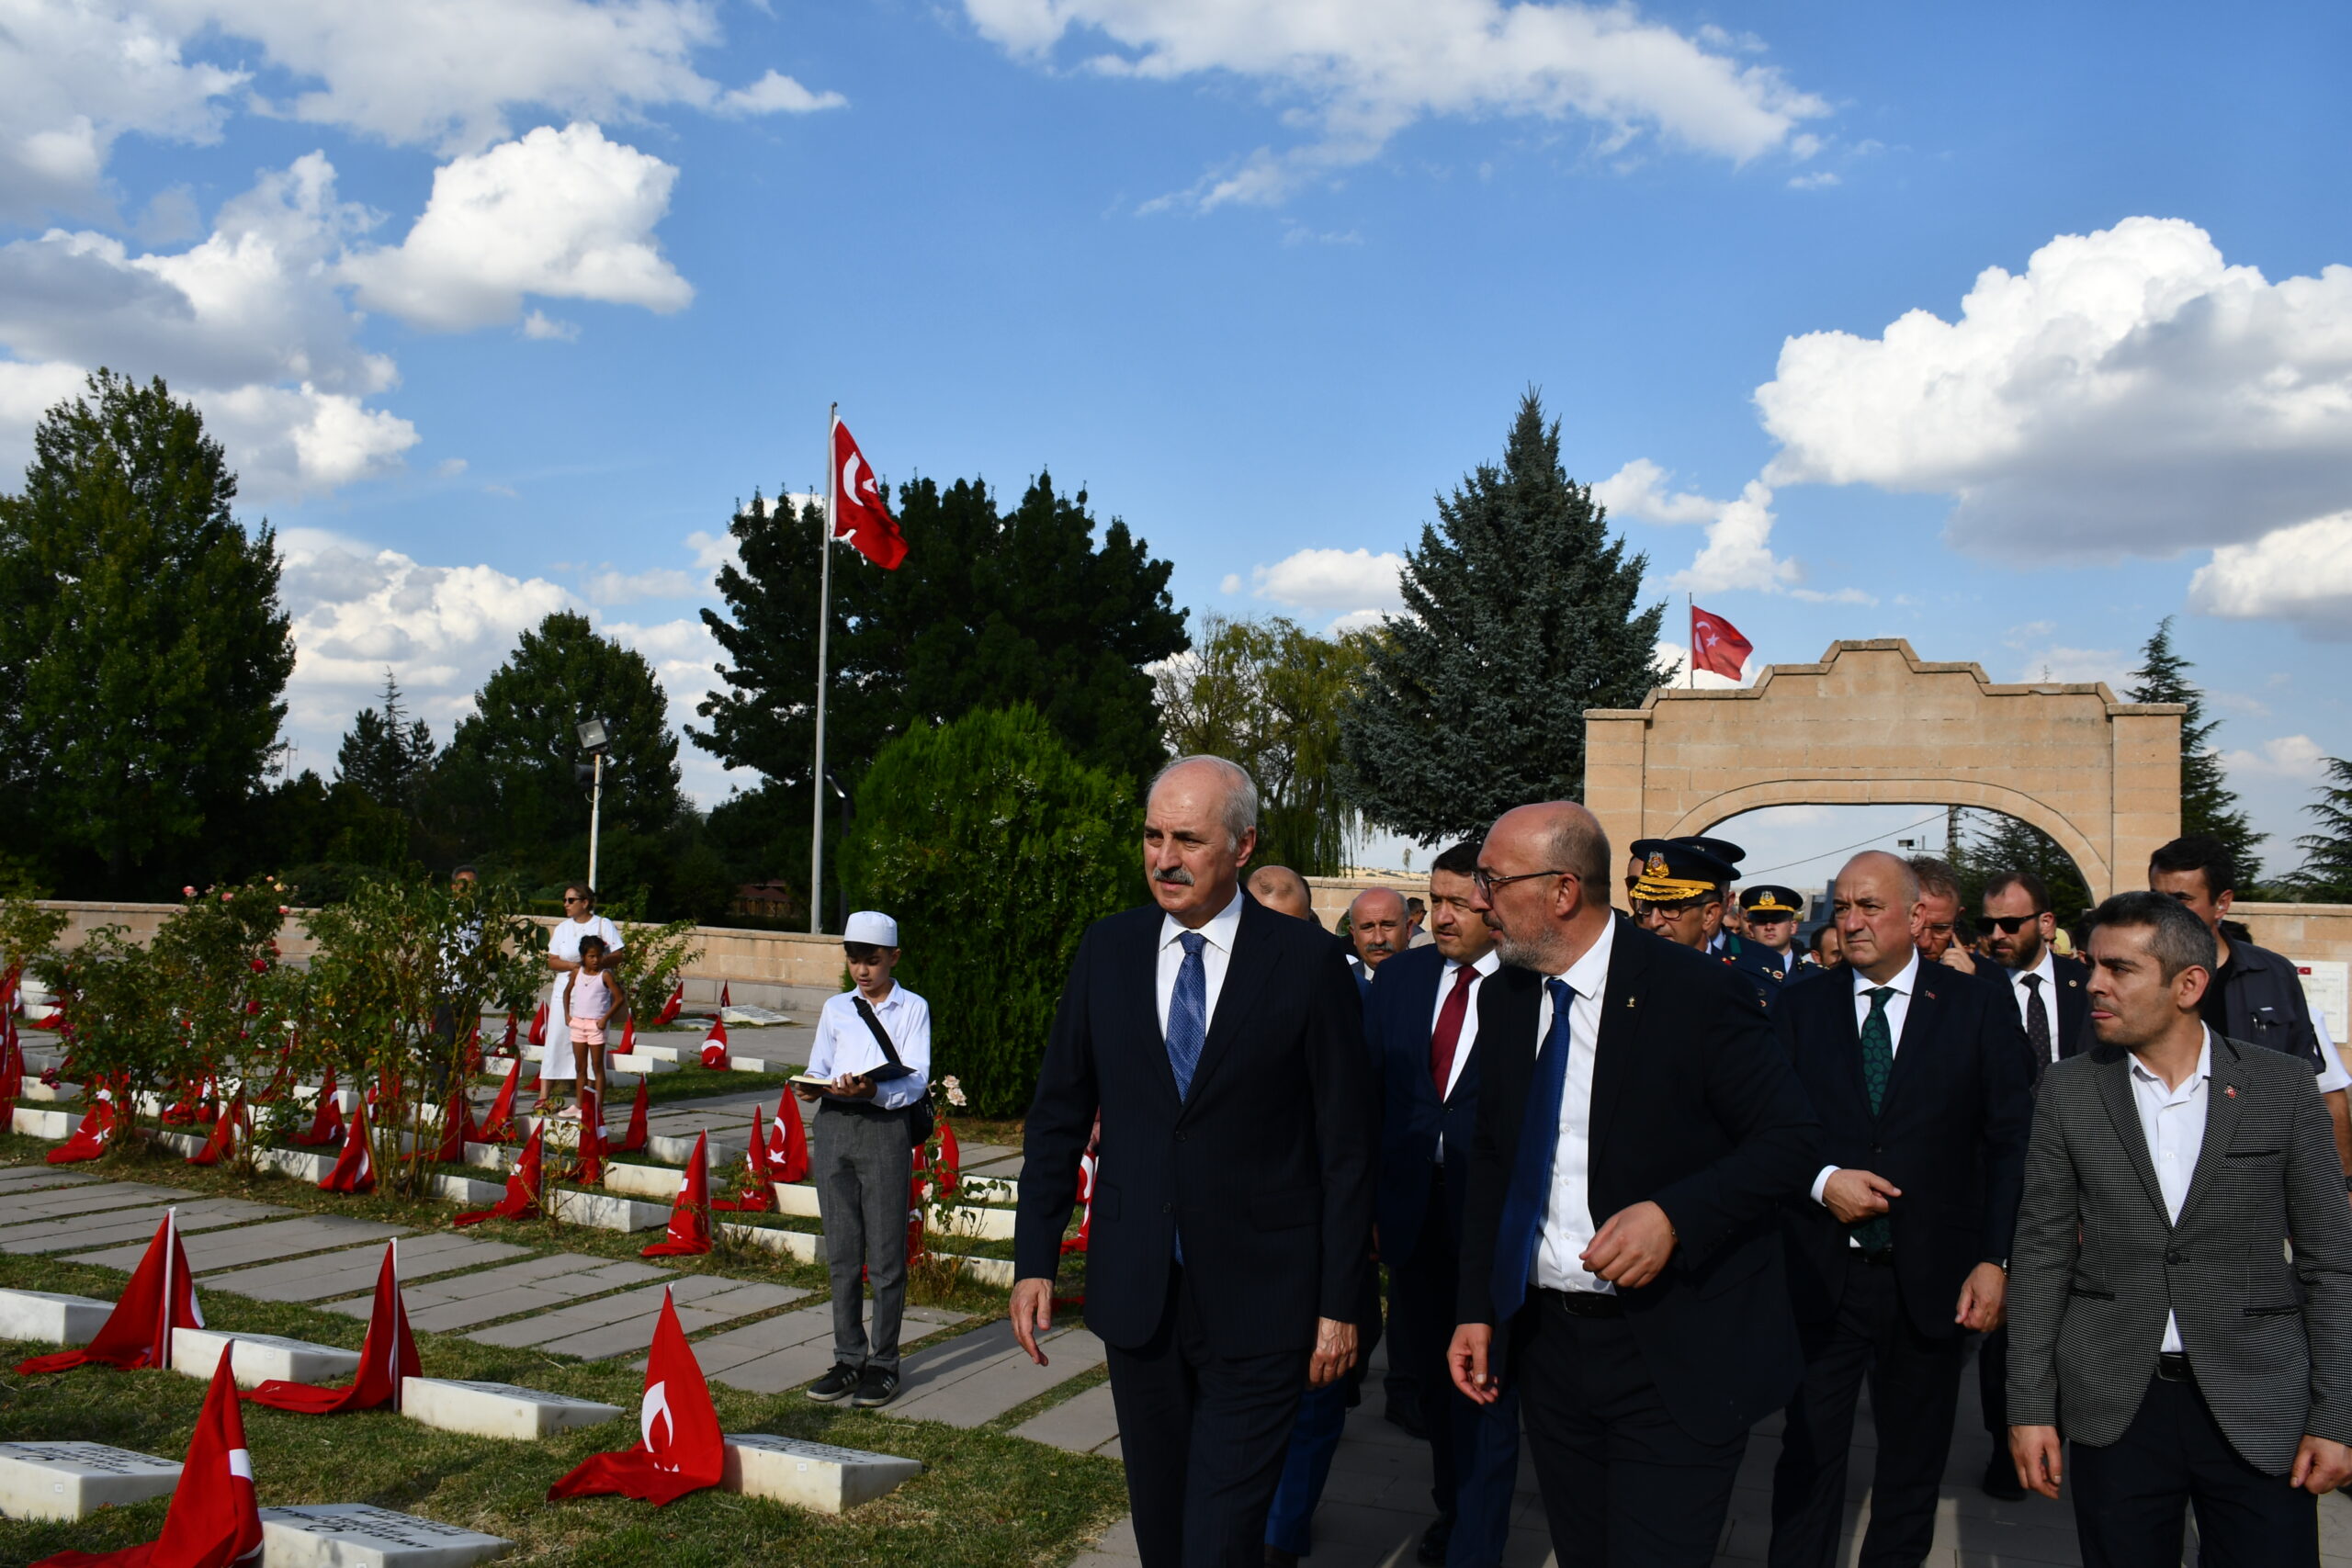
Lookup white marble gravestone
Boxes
[257,1505,513,1568]
[172,1327,362,1389]
[0,1441,181,1521]
[721,1434,922,1514]
[398,1378,622,1440]
[0,1289,112,1346]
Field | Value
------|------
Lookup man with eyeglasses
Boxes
[1450,803,1820,1567]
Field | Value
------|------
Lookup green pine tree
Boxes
[2285,757,2352,902]
[2125,617,2263,881]
[1952,812,2094,930]
[336,671,436,814]
[0,370,294,892]
[1339,391,1667,842]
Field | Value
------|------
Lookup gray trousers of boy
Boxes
[816,1100,911,1373]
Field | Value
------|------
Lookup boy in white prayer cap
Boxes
[797,910,932,1410]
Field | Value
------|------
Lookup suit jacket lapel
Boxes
[1181,897,1278,1111]
[2177,1039,2248,1233]
[1587,918,1648,1183]
[2092,1051,2174,1226]
[1134,912,1183,1111]
[1881,975,1942,1117]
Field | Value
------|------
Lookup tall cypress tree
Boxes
[2125,617,2262,880]
[1340,392,1667,843]
[336,671,436,814]
[2285,757,2352,901]
[0,371,293,892]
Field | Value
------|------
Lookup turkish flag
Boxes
[653,982,683,1026]
[574,1081,605,1187]
[831,417,908,570]
[291,1071,342,1147]
[770,1089,808,1185]
[35,1342,263,1568]
[18,1211,203,1374]
[641,1132,712,1257]
[319,1100,375,1193]
[547,1289,725,1506]
[246,1243,417,1415]
[1690,604,1754,682]
[454,1123,544,1227]
[700,1015,729,1070]
[614,1076,650,1154]
[713,1108,773,1212]
[188,1098,244,1167]
[477,1058,523,1145]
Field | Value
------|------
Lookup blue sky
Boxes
[5,0,2349,886]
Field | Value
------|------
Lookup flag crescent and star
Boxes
[1690,604,1754,682]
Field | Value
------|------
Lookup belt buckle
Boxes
[2156,1353,2192,1383]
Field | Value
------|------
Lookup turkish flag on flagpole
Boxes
[831,415,908,570]
[34,1343,264,1568]
[1690,604,1754,682]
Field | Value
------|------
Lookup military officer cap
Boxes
[1631,841,1739,905]
[1738,885,1804,919]
[1673,835,1747,868]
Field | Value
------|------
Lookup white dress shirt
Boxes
[2008,950,2061,1062]
[1156,888,1245,1039]
[2128,1031,2212,1355]
[1532,916,1618,1295]
[2315,1010,2351,1096]
[1810,951,1922,1211]
[805,982,933,1111]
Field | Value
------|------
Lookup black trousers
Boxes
[2070,1372,2318,1568]
[1977,1325,2009,1436]
[1103,1263,1310,1568]
[1518,1292,1747,1568]
[1769,1255,1963,1568]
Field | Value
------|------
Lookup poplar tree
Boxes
[1340,392,1667,843]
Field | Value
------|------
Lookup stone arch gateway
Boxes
[1579,639,2186,906]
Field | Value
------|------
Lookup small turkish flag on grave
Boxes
[45,1095,114,1165]
[319,1100,376,1193]
[291,1071,343,1147]
[33,1341,262,1568]
[575,1081,606,1186]
[477,1058,523,1145]
[454,1123,544,1227]
[547,1289,724,1506]
[831,415,908,570]
[640,1132,712,1257]
[653,982,683,1026]
[246,1243,418,1414]
[770,1089,809,1185]
[713,1108,773,1212]
[188,1097,244,1167]
[614,1076,650,1154]
[18,1210,202,1374]
[1690,604,1753,682]
[718,982,731,1010]
[700,1016,729,1070]
[430,1082,478,1164]
[528,1002,549,1047]
[616,1012,635,1059]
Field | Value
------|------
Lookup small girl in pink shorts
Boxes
[555,935,624,1113]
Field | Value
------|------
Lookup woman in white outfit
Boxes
[540,882,624,1112]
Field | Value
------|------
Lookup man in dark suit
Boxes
[1012,754,1376,1568]
[1449,802,1821,1567]
[1960,866,2091,1496]
[1368,840,1518,1567]
[1765,852,2032,1567]
[2007,891,2352,1563]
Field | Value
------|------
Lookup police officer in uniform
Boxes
[1736,886,1805,983]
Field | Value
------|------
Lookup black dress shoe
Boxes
[1384,1401,1429,1439]
[1418,1516,1453,1564]
[1262,1548,1297,1567]
[1981,1451,2027,1501]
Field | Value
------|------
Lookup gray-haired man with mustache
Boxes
[1350,887,1408,996]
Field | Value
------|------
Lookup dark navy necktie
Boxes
[1166,931,1207,1263]
[1490,977,1576,1320]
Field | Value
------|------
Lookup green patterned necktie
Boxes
[1855,985,1896,1252]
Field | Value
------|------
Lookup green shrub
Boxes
[839,706,1141,1117]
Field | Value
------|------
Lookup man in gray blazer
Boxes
[2007,890,2352,1564]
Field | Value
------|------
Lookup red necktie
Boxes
[1430,963,1476,1099]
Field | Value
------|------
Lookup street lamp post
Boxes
[577,716,611,890]
[823,767,854,933]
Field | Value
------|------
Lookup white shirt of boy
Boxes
[806,984,932,1111]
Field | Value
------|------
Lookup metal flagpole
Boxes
[1688,594,1695,688]
[809,403,837,936]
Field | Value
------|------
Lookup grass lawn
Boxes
[0,1138,1123,1566]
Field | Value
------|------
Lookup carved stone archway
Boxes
[1581,639,2186,907]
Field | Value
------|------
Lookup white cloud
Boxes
[584,566,695,604]
[203,381,419,494]
[2009,645,2131,687]
[1594,457,1722,524]
[2222,733,2328,780]
[715,69,847,116]
[1218,572,1242,594]
[1756,217,2352,562]
[964,0,1827,207]
[1323,607,1392,636]
[1248,546,1408,609]
[1785,170,1838,190]
[345,123,691,332]
[1667,479,1798,594]
[1653,638,1743,689]
[521,310,580,341]
[2188,512,2352,637]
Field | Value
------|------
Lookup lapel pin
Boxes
[2225,1086,2238,1099]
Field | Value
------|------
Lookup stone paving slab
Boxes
[1011,1381,1120,1454]
[0,1169,93,1192]
[208,1235,532,1303]
[887,1318,1106,1428]
[0,1182,194,1226]
[64,1215,406,1274]
[464,1276,805,1357]
[0,1198,289,1254]
[364,1257,668,1334]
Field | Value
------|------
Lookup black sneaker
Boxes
[806,1364,859,1403]
[851,1367,899,1408]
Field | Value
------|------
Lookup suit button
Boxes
[2165,1249,2183,1266]
[1176,1132,1187,1143]
[1161,1202,1171,1214]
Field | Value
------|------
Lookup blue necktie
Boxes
[1166,931,1207,1264]
[1490,977,1576,1320]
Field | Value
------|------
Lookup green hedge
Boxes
[839,706,1140,1117]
